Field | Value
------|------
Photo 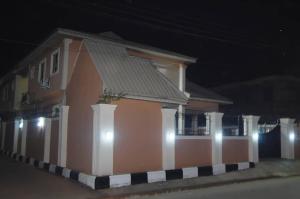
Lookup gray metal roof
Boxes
[186,80,232,104]
[84,39,188,104]
[58,28,197,63]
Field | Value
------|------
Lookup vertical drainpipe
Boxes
[178,64,185,135]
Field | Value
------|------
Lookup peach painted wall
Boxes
[66,44,102,174]
[4,121,14,152]
[186,100,219,112]
[113,99,162,174]
[222,138,249,163]
[175,138,212,168]
[50,119,59,164]
[26,120,45,160]
[295,139,300,159]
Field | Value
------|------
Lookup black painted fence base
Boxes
[0,150,255,189]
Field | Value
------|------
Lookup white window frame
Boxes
[50,48,60,76]
[38,58,47,84]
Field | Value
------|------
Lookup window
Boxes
[38,59,46,83]
[50,48,60,75]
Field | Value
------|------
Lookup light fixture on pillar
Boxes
[103,131,114,142]
[37,117,45,128]
[167,131,175,143]
[252,131,259,142]
[289,132,295,142]
[19,119,23,129]
[215,131,223,142]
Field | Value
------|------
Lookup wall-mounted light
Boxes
[166,131,175,143]
[252,131,259,142]
[289,132,295,142]
[19,119,23,129]
[215,131,223,142]
[103,131,114,142]
[37,117,45,128]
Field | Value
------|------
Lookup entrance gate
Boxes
[258,125,281,158]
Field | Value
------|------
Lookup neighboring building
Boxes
[0,28,233,176]
[214,76,300,120]
[0,73,28,114]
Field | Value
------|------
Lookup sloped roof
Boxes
[186,80,232,104]
[84,39,188,104]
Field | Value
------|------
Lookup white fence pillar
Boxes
[206,112,224,165]
[243,115,260,163]
[91,104,117,176]
[177,105,185,135]
[13,120,20,154]
[191,114,198,134]
[161,108,177,170]
[1,122,6,150]
[43,118,52,163]
[58,106,69,167]
[280,118,295,159]
[21,120,28,156]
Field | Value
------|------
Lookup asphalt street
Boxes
[131,176,300,199]
[1,155,300,199]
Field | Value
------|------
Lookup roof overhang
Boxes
[189,97,233,105]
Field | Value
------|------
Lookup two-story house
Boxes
[0,28,232,176]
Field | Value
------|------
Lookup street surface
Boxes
[132,176,300,199]
[1,155,300,199]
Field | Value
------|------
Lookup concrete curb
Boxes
[0,150,255,190]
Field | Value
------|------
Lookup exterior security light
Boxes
[252,131,259,142]
[37,117,45,128]
[167,131,175,143]
[289,132,295,142]
[215,131,222,142]
[19,119,23,129]
[103,131,114,142]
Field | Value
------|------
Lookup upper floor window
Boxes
[50,48,60,75]
[38,59,46,83]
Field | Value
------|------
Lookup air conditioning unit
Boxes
[41,78,50,89]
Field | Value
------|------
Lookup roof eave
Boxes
[189,97,233,105]
[125,95,187,105]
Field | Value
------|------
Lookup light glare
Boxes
[289,132,295,142]
[103,131,114,142]
[19,119,23,129]
[37,117,45,128]
[215,131,222,142]
[252,132,259,142]
[167,131,175,143]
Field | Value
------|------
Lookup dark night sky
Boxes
[1,0,300,87]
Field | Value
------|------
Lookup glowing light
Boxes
[37,117,45,128]
[167,131,175,143]
[252,131,259,142]
[103,131,114,142]
[215,131,223,142]
[289,132,295,142]
[19,119,23,129]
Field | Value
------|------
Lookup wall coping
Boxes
[223,136,249,140]
[176,135,211,140]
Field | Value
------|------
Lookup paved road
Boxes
[1,155,300,199]
[132,176,300,199]
[0,156,99,199]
